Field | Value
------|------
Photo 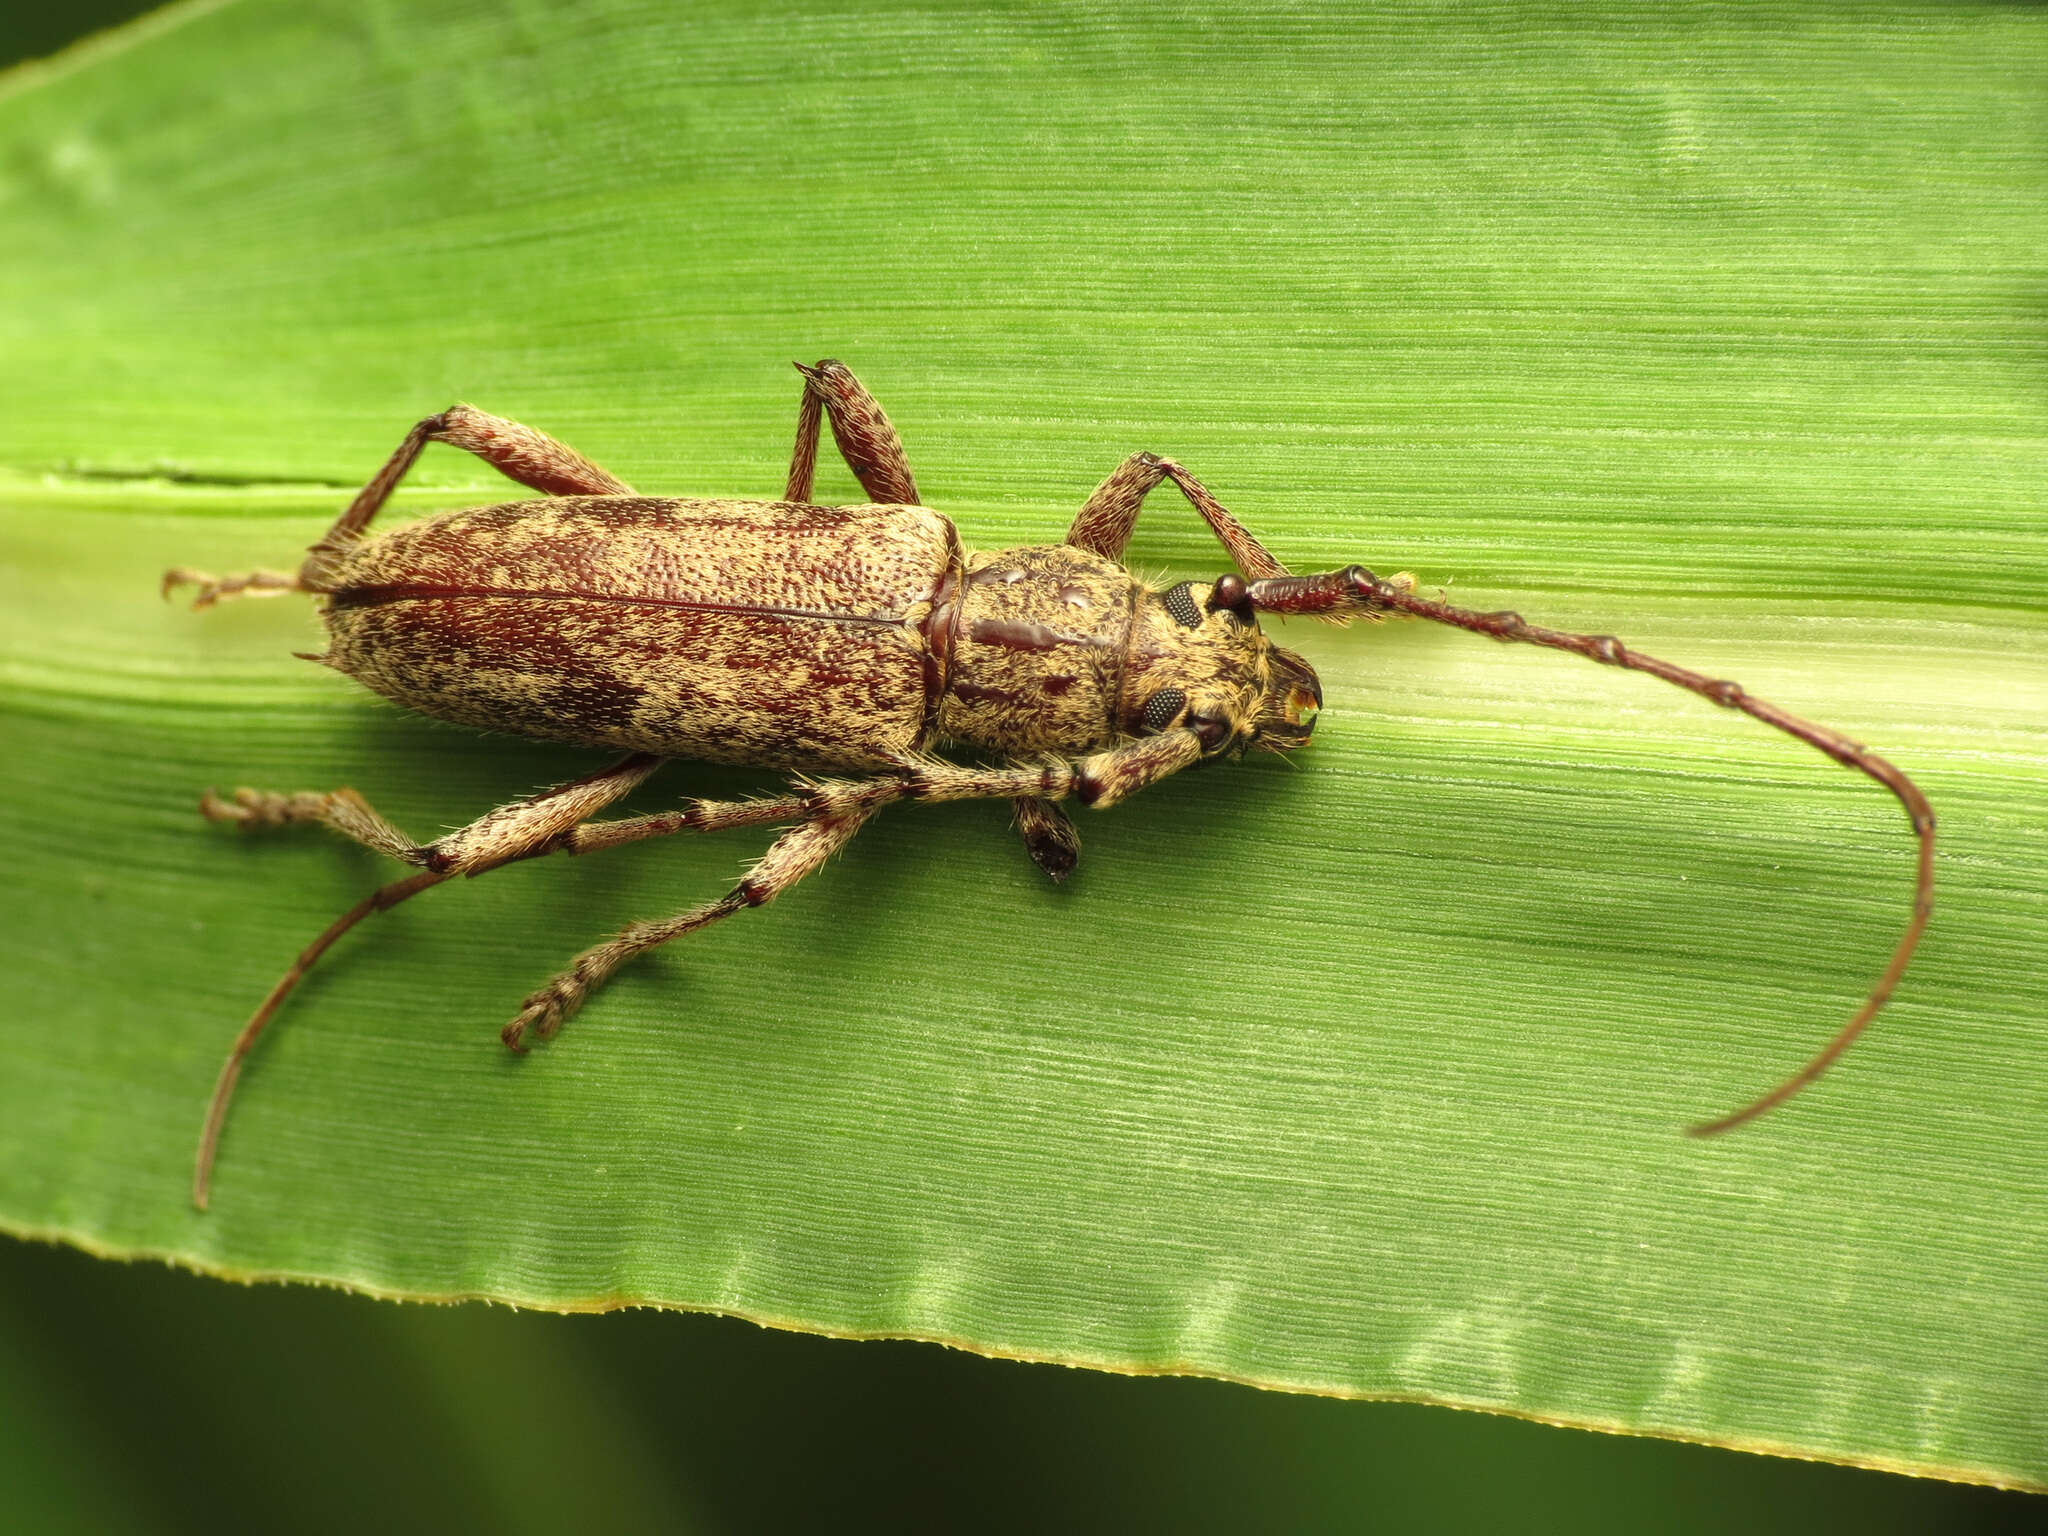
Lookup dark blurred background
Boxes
[2,10,2039,1531]
[4,0,154,71]
[2,1236,2037,1534]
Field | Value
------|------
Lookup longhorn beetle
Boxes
[167,359,1936,1208]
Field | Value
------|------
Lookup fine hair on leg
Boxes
[786,359,919,505]
[168,405,635,609]
[1067,451,1288,577]
[502,806,881,1048]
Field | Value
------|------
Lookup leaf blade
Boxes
[3,0,2045,1489]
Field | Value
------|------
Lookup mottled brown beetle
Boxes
[167,360,1935,1208]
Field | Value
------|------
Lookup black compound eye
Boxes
[1162,581,1202,629]
[1141,687,1188,733]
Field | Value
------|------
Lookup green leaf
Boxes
[3,0,2043,1490]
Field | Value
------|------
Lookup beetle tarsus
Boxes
[161,565,301,609]
[1012,795,1081,882]
[503,989,570,1051]
[200,785,331,828]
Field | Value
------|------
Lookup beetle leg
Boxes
[200,753,664,874]
[159,566,306,610]
[1012,795,1081,882]
[785,359,920,505]
[503,805,879,1048]
[189,752,665,1206]
[503,739,1206,1047]
[425,405,634,499]
[784,371,825,502]
[1066,732,1207,809]
[199,785,427,863]
[559,788,813,854]
[294,405,634,588]
[873,736,1204,814]
[558,778,1084,882]
[875,736,1205,814]
[1066,452,1290,579]
[168,407,634,607]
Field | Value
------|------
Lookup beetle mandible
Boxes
[167,359,1936,1208]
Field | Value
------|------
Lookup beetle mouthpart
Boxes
[1257,644,1323,749]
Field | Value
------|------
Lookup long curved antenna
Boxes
[193,869,449,1209]
[1245,565,1937,1132]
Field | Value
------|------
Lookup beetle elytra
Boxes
[167,359,1935,1208]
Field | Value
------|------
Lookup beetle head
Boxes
[1127,576,1323,757]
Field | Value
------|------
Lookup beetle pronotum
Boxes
[167,359,1935,1208]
